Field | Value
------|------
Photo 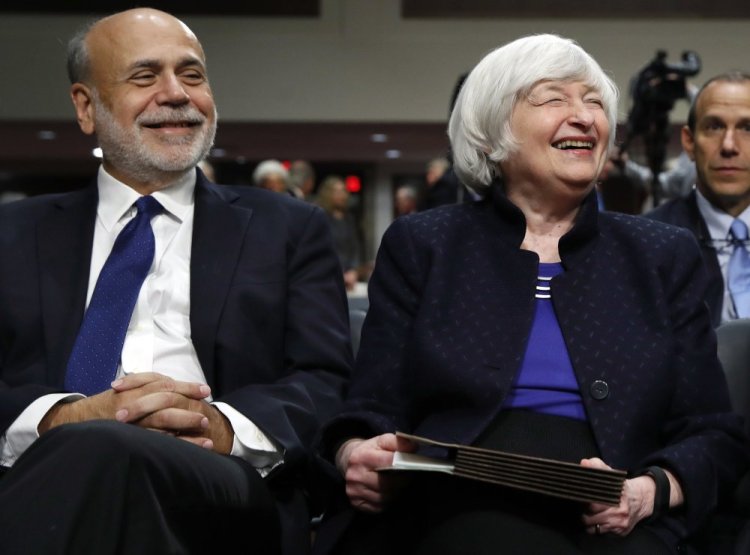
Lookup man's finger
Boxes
[176,435,214,450]
[110,372,168,391]
[116,391,190,422]
[112,373,211,400]
[134,407,209,434]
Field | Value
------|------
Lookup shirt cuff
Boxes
[212,401,283,477]
[0,393,84,467]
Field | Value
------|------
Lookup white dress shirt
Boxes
[695,188,750,323]
[1,167,281,473]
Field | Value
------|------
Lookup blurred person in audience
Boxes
[648,72,750,327]
[253,158,295,196]
[394,185,418,217]
[596,151,648,214]
[314,35,748,555]
[290,159,317,201]
[426,156,450,188]
[419,156,460,210]
[317,175,363,292]
[0,8,351,555]
[604,151,697,211]
[654,151,698,203]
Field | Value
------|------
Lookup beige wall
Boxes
[1,0,748,123]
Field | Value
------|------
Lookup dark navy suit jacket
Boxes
[0,170,352,553]
[646,190,725,327]
[321,184,748,541]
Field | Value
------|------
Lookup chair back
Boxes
[716,319,750,437]
[348,308,367,357]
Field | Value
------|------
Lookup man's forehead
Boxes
[88,10,205,65]
[120,55,207,79]
[697,81,750,119]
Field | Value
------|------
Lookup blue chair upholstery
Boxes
[348,308,367,357]
[717,319,750,438]
[708,319,750,554]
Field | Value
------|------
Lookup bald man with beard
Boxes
[0,9,351,554]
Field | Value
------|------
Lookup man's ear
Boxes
[70,83,96,135]
[681,125,696,162]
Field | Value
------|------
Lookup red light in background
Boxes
[345,175,361,193]
[281,160,291,170]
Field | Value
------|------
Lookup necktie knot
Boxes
[135,195,163,219]
[730,219,749,243]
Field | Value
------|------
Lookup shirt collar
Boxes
[695,188,750,239]
[96,166,196,231]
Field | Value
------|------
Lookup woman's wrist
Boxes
[664,468,685,508]
[643,466,671,520]
[629,475,658,522]
[637,466,684,522]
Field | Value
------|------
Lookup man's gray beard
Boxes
[92,91,217,184]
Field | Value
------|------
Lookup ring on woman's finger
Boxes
[595,524,601,535]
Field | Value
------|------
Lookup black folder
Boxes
[378,432,626,506]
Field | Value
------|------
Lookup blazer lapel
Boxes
[190,178,253,386]
[686,191,724,326]
[38,186,97,386]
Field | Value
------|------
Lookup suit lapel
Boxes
[38,186,98,385]
[190,177,253,386]
[686,191,724,326]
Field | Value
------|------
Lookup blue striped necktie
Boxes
[728,218,750,319]
[65,195,163,395]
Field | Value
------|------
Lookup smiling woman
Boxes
[500,80,610,230]
[313,34,749,555]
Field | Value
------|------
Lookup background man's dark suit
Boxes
[647,190,725,327]
[0,170,352,553]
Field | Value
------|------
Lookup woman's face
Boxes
[500,80,610,199]
[331,180,349,209]
[259,173,288,193]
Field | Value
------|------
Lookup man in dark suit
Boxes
[419,157,461,211]
[647,72,750,327]
[0,8,351,554]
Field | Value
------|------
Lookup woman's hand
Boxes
[335,433,416,513]
[581,458,685,536]
[580,457,656,536]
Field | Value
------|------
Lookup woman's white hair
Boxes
[448,34,619,193]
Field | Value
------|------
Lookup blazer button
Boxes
[589,380,609,400]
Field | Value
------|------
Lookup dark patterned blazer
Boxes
[646,190,724,327]
[0,170,353,554]
[321,183,748,539]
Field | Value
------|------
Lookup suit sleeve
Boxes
[0,204,69,437]
[217,205,352,475]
